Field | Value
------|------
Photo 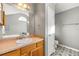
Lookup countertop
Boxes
[0,37,44,55]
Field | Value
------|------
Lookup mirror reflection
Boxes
[0,3,31,37]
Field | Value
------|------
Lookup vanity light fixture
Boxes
[17,3,31,10]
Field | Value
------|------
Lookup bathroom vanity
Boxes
[0,3,45,56]
[0,36,44,56]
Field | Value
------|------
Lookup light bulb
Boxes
[23,4,28,8]
[18,3,23,6]
[27,6,31,9]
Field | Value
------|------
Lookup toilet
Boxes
[54,40,59,49]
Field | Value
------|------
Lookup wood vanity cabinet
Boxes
[37,41,44,56]
[1,49,20,56]
[30,41,44,56]
[0,40,44,56]
[20,43,36,56]
[21,40,44,56]
[30,46,44,56]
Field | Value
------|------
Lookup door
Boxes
[45,4,55,56]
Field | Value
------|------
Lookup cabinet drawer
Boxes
[1,49,20,56]
[21,44,36,55]
[36,41,44,47]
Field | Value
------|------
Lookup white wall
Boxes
[55,6,79,50]
[55,3,79,14]
[45,4,55,56]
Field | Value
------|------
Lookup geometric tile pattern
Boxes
[51,45,79,56]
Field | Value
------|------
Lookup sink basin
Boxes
[16,38,33,44]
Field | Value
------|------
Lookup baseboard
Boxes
[58,44,79,52]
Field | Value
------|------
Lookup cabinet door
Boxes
[1,49,20,56]
[30,46,44,56]
[21,44,36,56]
[36,41,44,47]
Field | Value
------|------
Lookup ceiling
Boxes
[55,3,79,14]
[3,3,79,15]
[3,4,29,15]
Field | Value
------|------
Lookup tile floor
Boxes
[51,45,79,56]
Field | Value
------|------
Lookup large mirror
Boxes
[0,3,31,36]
